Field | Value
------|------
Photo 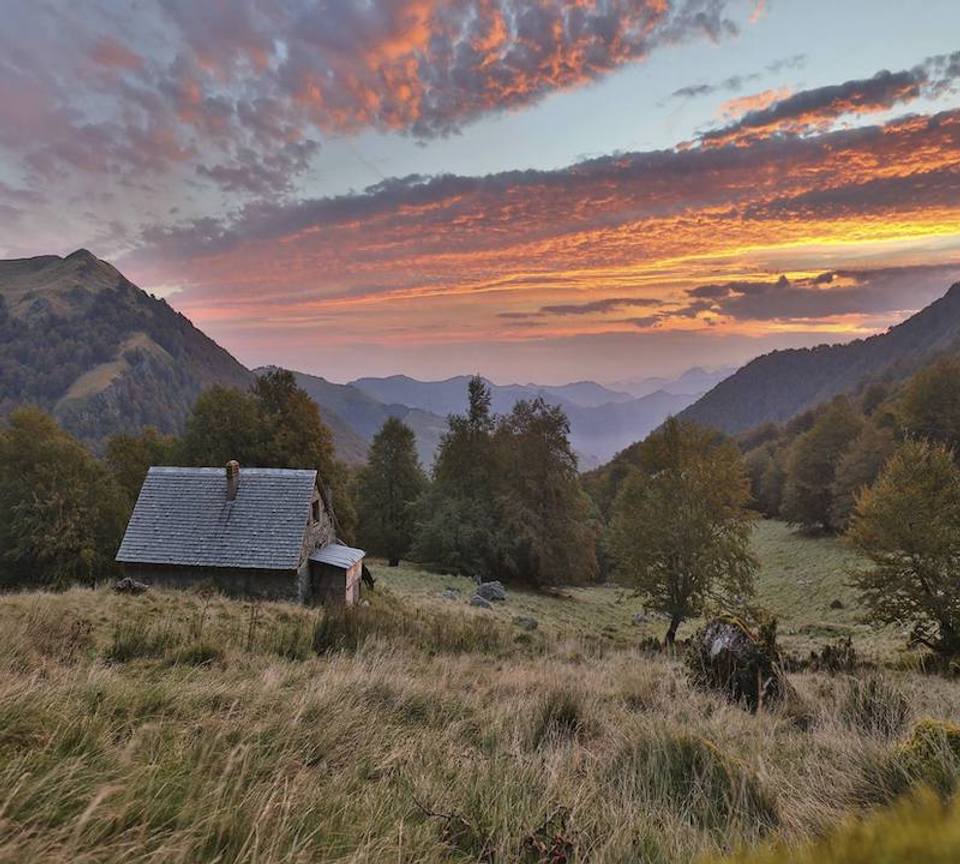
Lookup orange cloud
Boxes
[124,108,960,356]
[719,87,791,119]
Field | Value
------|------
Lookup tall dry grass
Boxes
[0,586,958,863]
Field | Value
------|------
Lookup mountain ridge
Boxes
[678,283,960,434]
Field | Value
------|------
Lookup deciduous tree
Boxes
[782,397,863,531]
[850,438,960,657]
[608,418,757,644]
[0,408,126,588]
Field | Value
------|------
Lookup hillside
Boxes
[0,250,253,447]
[679,283,960,434]
[1,526,958,862]
[0,251,370,464]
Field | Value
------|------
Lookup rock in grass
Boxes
[469,595,493,609]
[686,617,788,712]
[112,576,148,595]
[440,588,460,601]
[476,581,507,602]
[514,616,538,631]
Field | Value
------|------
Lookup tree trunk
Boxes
[388,557,400,567]
[665,612,683,646]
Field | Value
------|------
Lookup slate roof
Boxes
[309,544,365,569]
[116,467,317,570]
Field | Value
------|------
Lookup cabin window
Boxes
[311,499,320,523]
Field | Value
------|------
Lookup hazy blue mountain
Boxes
[281,369,445,468]
[349,373,705,468]
[605,366,736,399]
[679,283,960,434]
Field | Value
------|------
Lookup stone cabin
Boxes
[115,461,365,605]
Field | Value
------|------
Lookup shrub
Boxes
[704,789,960,863]
[838,674,909,738]
[893,719,960,796]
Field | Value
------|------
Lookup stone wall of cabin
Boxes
[301,488,337,562]
[122,563,300,602]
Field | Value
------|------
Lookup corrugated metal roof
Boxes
[309,544,365,569]
[116,466,317,570]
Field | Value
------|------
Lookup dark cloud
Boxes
[699,52,960,145]
[0,0,750,206]
[127,107,960,271]
[539,297,663,315]
[676,265,960,322]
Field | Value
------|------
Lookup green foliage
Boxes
[180,385,264,466]
[782,397,863,531]
[849,439,960,656]
[179,369,357,540]
[357,417,427,565]
[415,378,597,585]
[252,368,337,476]
[743,441,787,518]
[898,356,960,451]
[828,422,896,531]
[105,426,178,508]
[415,376,509,577]
[0,407,126,589]
[496,398,599,585]
[706,789,960,864]
[607,419,757,642]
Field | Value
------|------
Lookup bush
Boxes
[893,719,960,796]
[704,789,960,863]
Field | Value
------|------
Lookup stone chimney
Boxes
[225,460,240,501]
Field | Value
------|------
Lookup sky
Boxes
[1,1,959,384]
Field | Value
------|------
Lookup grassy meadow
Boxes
[0,521,958,863]
[380,520,893,658]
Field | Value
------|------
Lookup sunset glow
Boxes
[1,1,959,381]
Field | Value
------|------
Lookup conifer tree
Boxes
[357,418,427,566]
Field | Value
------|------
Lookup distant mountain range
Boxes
[0,250,716,468]
[17,251,956,471]
[678,283,960,434]
[346,373,716,468]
